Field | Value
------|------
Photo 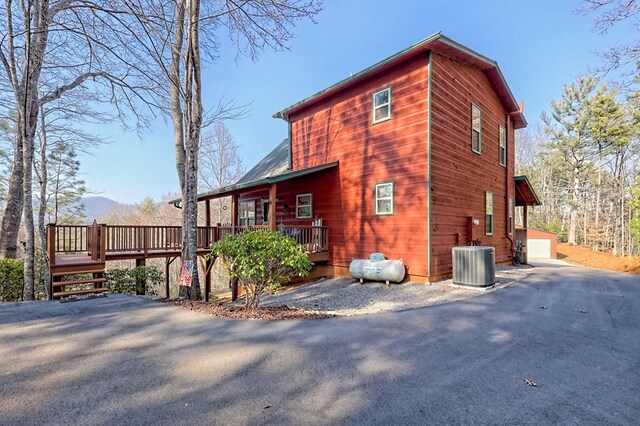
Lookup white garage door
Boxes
[528,239,551,259]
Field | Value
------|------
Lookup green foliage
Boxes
[47,142,87,223]
[104,266,164,296]
[0,259,24,302]
[210,230,313,307]
[531,218,568,243]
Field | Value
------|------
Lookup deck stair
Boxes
[50,261,108,299]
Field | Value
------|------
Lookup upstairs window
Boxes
[499,125,506,166]
[486,191,494,235]
[375,181,394,215]
[472,104,482,154]
[296,193,312,219]
[239,200,256,226]
[372,87,392,124]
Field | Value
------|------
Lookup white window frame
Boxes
[472,104,482,154]
[375,181,394,216]
[372,87,392,124]
[486,191,494,236]
[239,200,256,227]
[296,193,312,219]
[499,125,506,167]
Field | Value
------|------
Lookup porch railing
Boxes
[47,223,330,263]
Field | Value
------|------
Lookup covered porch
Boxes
[514,175,542,264]
[192,160,339,264]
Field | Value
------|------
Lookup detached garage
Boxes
[527,228,557,259]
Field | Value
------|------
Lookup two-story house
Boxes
[196,32,540,282]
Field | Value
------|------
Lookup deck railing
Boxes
[47,223,329,263]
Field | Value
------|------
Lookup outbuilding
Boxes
[526,228,557,259]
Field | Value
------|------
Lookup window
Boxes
[239,200,255,226]
[296,193,312,219]
[375,181,394,215]
[372,87,392,124]
[499,125,506,166]
[508,198,514,235]
[485,191,494,235]
[472,104,482,154]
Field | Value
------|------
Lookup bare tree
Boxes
[199,122,246,224]
[121,0,322,300]
[577,0,640,87]
[0,0,163,299]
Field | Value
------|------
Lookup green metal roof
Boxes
[515,175,541,206]
[236,138,289,184]
[274,32,527,129]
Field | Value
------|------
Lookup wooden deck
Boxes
[46,223,330,300]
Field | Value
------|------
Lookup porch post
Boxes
[269,183,277,231]
[523,206,529,264]
[231,194,238,231]
[204,199,212,302]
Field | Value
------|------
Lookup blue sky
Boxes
[78,0,632,203]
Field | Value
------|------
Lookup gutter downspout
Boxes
[427,50,433,279]
[505,114,515,259]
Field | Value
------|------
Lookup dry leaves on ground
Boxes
[164,299,334,320]
[558,243,640,274]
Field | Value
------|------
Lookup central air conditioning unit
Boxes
[452,246,495,287]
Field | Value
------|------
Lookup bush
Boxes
[210,230,313,308]
[0,259,24,302]
[104,266,164,296]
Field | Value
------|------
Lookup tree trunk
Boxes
[0,136,24,258]
[37,105,50,299]
[568,166,580,245]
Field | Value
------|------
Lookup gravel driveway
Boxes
[261,264,533,315]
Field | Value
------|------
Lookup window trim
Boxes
[372,86,392,124]
[295,193,313,219]
[499,125,506,167]
[239,199,256,227]
[471,104,482,154]
[485,191,494,236]
[374,181,395,216]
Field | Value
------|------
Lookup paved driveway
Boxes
[0,261,638,425]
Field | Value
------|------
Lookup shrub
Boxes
[210,230,313,308]
[0,259,24,302]
[104,266,164,296]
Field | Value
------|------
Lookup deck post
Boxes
[231,194,238,232]
[205,199,211,227]
[143,227,148,258]
[99,224,107,262]
[165,257,176,298]
[46,223,56,267]
[90,222,98,261]
[269,183,277,231]
[135,258,146,295]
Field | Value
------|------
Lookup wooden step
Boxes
[53,278,107,288]
[52,268,105,277]
[53,288,109,298]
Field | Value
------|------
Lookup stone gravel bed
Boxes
[260,264,534,316]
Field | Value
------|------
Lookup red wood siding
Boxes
[288,54,431,278]
[430,52,516,276]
